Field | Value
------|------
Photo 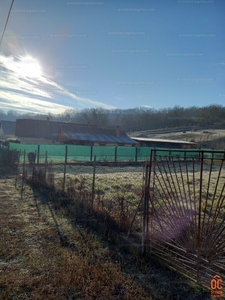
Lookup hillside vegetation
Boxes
[3,104,225,133]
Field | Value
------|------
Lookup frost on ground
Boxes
[0,175,211,299]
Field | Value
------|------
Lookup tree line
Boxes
[1,104,225,132]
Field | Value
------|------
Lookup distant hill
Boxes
[128,126,225,149]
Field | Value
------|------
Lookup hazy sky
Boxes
[0,0,224,114]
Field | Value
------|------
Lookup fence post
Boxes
[32,150,37,181]
[37,145,40,165]
[22,150,26,177]
[135,147,138,163]
[63,146,68,191]
[91,155,96,208]
[114,146,117,163]
[44,151,48,183]
[142,161,149,255]
[196,150,204,284]
[15,149,21,188]
[21,150,26,199]
[90,145,93,162]
[169,149,171,161]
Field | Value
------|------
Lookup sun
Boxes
[20,56,42,78]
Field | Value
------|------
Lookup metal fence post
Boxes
[115,146,117,163]
[63,146,68,191]
[135,147,138,163]
[32,150,37,181]
[37,145,40,165]
[196,151,204,284]
[142,161,149,255]
[44,151,48,183]
[90,145,93,162]
[21,150,26,199]
[15,149,21,188]
[92,155,96,208]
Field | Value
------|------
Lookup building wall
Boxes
[0,126,3,138]
[18,138,60,144]
[136,140,193,149]
[3,134,16,140]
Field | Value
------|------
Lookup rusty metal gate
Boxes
[143,149,225,290]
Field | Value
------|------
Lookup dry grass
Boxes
[0,178,152,300]
[49,164,144,234]
[0,172,211,300]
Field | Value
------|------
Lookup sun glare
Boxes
[20,56,42,78]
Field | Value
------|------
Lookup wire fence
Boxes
[10,143,225,164]
[15,153,145,245]
[9,143,151,163]
[14,146,225,295]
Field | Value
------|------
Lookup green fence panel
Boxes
[93,146,115,162]
[197,148,225,159]
[9,143,39,162]
[170,150,189,159]
[184,151,201,159]
[39,144,66,156]
[9,143,38,153]
[38,144,66,163]
[117,146,136,161]
[136,147,152,161]
[67,145,91,161]
[211,152,225,160]
[153,149,170,158]
[154,149,201,159]
[10,143,220,163]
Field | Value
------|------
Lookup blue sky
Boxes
[0,0,224,114]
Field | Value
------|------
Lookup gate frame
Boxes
[143,148,225,289]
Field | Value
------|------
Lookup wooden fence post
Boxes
[63,146,68,191]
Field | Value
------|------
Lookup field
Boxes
[128,128,225,148]
[0,161,213,300]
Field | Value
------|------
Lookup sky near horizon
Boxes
[0,0,224,115]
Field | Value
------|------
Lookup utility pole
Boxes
[0,0,15,49]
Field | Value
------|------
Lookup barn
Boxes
[58,123,138,146]
[15,118,62,144]
[15,119,138,146]
[0,121,16,140]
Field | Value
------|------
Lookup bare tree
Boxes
[80,108,109,127]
